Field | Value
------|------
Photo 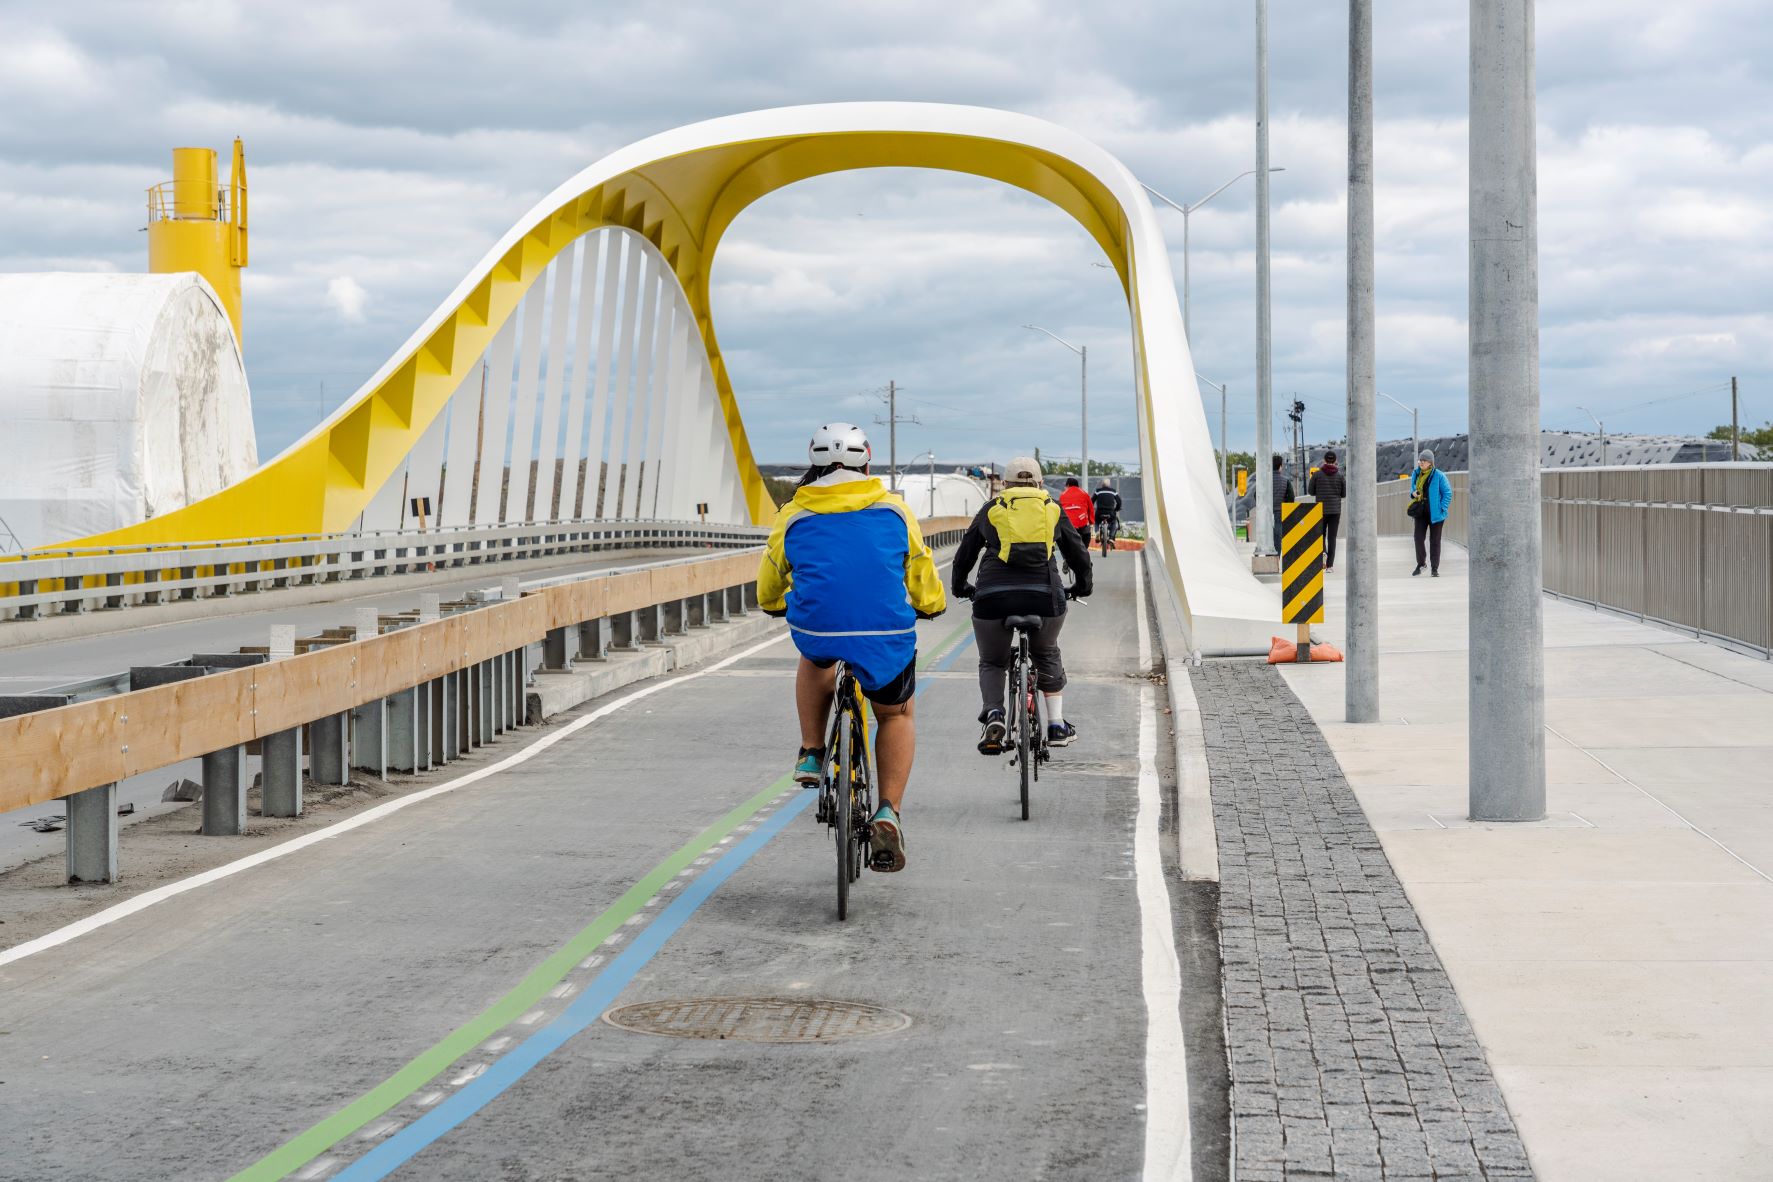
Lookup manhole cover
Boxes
[602,997,911,1043]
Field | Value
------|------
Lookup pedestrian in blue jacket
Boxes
[1409,449,1453,577]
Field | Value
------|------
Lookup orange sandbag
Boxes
[1266,636,1345,664]
[1113,538,1145,551]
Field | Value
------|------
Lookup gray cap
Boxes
[1418,448,1435,464]
[1004,456,1043,485]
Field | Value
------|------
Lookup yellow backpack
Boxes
[988,487,1061,563]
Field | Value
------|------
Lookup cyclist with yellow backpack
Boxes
[952,456,1093,754]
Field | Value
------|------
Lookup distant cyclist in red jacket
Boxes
[1058,477,1094,533]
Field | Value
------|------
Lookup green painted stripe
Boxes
[235,616,973,1181]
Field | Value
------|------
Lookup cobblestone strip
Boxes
[1190,662,1533,1181]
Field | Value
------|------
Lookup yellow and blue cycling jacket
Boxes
[757,470,946,691]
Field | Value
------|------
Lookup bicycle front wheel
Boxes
[835,714,853,920]
[1016,651,1033,821]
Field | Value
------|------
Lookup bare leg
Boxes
[796,658,836,749]
[872,697,915,812]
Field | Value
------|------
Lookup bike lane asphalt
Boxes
[0,554,1176,1181]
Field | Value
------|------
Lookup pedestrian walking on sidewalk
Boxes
[1270,453,1294,554]
[1308,450,1347,571]
[1408,449,1452,577]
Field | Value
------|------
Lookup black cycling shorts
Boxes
[808,654,917,707]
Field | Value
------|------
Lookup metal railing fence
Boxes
[1378,464,1773,656]
[0,518,767,622]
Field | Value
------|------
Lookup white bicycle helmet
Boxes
[808,422,872,469]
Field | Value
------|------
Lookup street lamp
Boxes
[1196,371,1232,495]
[1142,168,1286,343]
[1377,391,1419,477]
[905,449,938,516]
[1576,406,1607,465]
[1022,324,1088,483]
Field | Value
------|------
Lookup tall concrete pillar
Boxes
[1253,0,1275,553]
[65,782,118,883]
[201,746,248,835]
[312,712,350,785]
[1345,0,1380,723]
[1469,0,1547,821]
[261,727,303,817]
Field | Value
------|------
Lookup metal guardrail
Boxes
[0,518,767,621]
[1378,464,1773,657]
[0,517,973,884]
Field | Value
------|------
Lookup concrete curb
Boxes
[1142,556,1220,883]
[526,613,784,724]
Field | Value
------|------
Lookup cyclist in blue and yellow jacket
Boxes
[757,422,945,873]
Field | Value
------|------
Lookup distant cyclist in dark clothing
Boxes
[1092,480,1122,547]
[952,456,1093,753]
[1307,450,1348,571]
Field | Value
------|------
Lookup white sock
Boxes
[1045,692,1063,726]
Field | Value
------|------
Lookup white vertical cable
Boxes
[612,253,658,519]
[558,232,603,520]
[471,316,519,526]
[600,237,644,518]
[436,362,484,527]
[359,453,410,532]
[656,307,694,519]
[504,278,548,522]
[583,231,623,518]
[638,280,677,518]
[401,409,450,530]
[531,242,577,522]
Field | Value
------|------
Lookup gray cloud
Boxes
[3,0,1770,467]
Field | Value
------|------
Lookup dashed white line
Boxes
[517,1010,545,1026]
[358,1120,400,1141]
[483,1036,512,1052]
[549,983,579,999]
[416,1091,445,1108]
[449,1063,488,1087]
[294,1158,337,1180]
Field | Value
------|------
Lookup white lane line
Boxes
[293,1158,337,1180]
[448,1063,488,1087]
[1133,550,1152,675]
[549,982,579,999]
[0,629,794,969]
[578,954,605,970]
[416,1091,445,1108]
[517,1010,545,1026]
[358,1119,400,1140]
[484,1036,513,1052]
[1137,685,1191,1182]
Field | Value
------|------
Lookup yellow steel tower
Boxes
[147,138,248,346]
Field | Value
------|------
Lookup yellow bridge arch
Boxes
[71,102,1277,651]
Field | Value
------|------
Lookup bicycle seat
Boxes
[1003,615,1044,633]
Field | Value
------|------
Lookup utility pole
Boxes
[1732,375,1740,460]
[1254,0,1275,553]
[875,380,918,491]
[1346,0,1379,723]
[1080,344,1090,485]
[1469,0,1546,822]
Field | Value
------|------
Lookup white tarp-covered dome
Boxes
[892,471,989,519]
[0,272,257,551]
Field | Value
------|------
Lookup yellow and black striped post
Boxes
[1281,501,1325,662]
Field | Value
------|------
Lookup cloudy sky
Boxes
[4,0,1769,467]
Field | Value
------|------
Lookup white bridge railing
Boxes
[0,518,767,621]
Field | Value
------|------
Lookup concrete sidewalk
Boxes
[1277,535,1773,1181]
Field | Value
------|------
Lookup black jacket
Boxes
[952,502,1093,619]
[1307,465,1347,516]
[1092,488,1122,519]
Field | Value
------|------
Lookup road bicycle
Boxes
[815,660,875,921]
[1002,615,1050,821]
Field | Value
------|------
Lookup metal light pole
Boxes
[1196,371,1232,495]
[1254,0,1275,554]
[1143,168,1285,344]
[1023,325,1089,483]
[1346,0,1379,724]
[906,450,938,516]
[1377,391,1419,477]
[1577,405,1607,465]
[1470,0,1546,822]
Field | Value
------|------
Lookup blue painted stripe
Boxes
[333,792,815,1181]
[332,622,979,1181]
